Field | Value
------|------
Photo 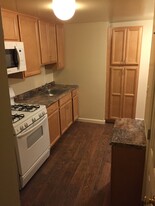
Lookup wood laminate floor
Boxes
[20,121,114,206]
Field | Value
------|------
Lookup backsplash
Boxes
[8,66,54,96]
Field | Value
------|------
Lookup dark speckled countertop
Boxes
[14,82,79,107]
[111,118,146,148]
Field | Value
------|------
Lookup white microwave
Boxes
[4,41,27,75]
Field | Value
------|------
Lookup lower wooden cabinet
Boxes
[59,92,73,134]
[47,101,60,146]
[72,89,79,121]
[47,89,79,147]
[111,119,146,206]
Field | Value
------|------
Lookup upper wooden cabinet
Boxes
[38,20,57,65]
[111,27,142,65]
[1,8,65,77]
[18,14,41,77]
[56,24,65,69]
[1,9,20,41]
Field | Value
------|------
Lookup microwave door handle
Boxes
[13,47,19,67]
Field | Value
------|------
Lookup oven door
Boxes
[15,114,50,176]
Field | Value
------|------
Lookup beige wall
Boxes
[111,20,153,119]
[8,66,54,95]
[54,20,153,122]
[54,22,109,123]
[8,20,153,122]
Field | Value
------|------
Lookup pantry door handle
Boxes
[143,195,155,205]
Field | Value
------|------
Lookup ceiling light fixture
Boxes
[52,0,76,21]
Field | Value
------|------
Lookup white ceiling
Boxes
[0,0,154,24]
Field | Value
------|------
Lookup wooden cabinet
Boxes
[109,66,139,119]
[56,24,65,69]
[111,27,142,65]
[1,9,20,41]
[72,89,79,121]
[47,101,60,146]
[1,9,65,76]
[106,26,142,121]
[38,20,57,65]
[18,14,41,77]
[111,119,146,206]
[59,92,72,134]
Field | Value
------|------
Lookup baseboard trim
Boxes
[135,118,144,121]
[78,118,105,124]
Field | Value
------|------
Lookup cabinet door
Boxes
[122,67,139,118]
[60,100,73,134]
[39,21,57,64]
[111,28,126,65]
[1,9,19,41]
[109,67,124,119]
[56,24,65,69]
[125,27,142,65]
[38,21,49,64]
[18,15,41,77]
[60,104,67,134]
[66,100,73,127]
[73,95,79,121]
[48,109,60,146]
[48,23,57,63]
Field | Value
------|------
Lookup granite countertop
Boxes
[14,82,79,107]
[111,118,146,148]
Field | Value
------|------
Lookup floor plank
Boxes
[20,121,113,206]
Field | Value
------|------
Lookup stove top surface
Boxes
[11,103,47,134]
[11,104,40,112]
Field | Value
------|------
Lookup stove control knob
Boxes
[42,111,45,116]
[24,123,28,128]
[32,118,36,123]
[20,126,24,131]
[39,113,42,118]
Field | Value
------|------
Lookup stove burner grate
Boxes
[11,104,40,112]
[12,114,25,123]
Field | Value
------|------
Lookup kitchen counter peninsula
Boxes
[111,118,146,206]
[111,118,146,148]
[14,82,78,107]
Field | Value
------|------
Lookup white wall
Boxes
[111,20,153,119]
[54,22,109,123]
[8,66,54,95]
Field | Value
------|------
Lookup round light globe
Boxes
[52,0,76,21]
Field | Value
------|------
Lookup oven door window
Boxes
[5,48,19,68]
[27,126,43,148]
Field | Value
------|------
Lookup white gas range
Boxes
[10,89,50,188]
[11,103,47,135]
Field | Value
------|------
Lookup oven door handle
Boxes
[17,114,47,138]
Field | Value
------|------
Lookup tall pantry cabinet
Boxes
[106,26,143,121]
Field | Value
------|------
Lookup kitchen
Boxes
[0,0,155,205]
